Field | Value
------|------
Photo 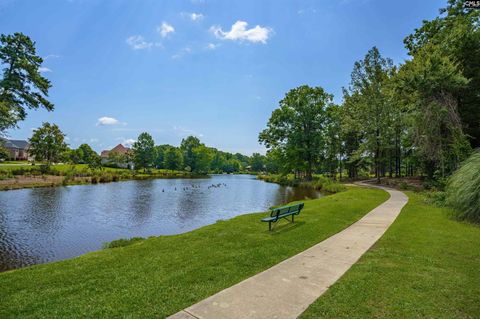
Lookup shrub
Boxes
[446,151,480,223]
[322,182,347,193]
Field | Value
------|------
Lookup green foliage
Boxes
[259,85,332,180]
[180,135,201,171]
[250,153,265,172]
[343,47,394,182]
[0,144,9,160]
[29,122,67,164]
[446,151,480,223]
[404,0,480,148]
[258,174,346,194]
[163,146,183,170]
[132,132,155,172]
[396,43,470,178]
[0,33,54,133]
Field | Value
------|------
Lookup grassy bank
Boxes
[0,164,201,191]
[300,192,480,318]
[0,186,387,318]
[258,174,347,193]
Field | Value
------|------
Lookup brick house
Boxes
[100,144,133,168]
[0,138,31,161]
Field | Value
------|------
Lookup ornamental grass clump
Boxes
[446,151,480,223]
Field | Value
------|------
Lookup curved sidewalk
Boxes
[169,184,408,319]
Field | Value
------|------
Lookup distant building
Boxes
[100,144,133,168]
[100,144,130,158]
[0,138,31,161]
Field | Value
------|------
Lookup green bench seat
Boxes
[261,203,304,231]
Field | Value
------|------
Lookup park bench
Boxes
[261,203,304,231]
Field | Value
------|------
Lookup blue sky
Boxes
[1,0,443,154]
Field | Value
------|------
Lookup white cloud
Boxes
[122,138,136,147]
[297,8,317,15]
[44,54,61,60]
[116,137,136,147]
[89,138,99,143]
[97,117,124,126]
[158,22,175,38]
[172,46,192,59]
[210,20,272,44]
[126,35,156,50]
[205,43,220,50]
[181,12,204,22]
[39,67,52,73]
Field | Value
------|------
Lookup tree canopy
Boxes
[259,85,332,180]
[29,122,67,165]
[0,33,53,134]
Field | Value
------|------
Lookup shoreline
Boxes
[0,171,209,191]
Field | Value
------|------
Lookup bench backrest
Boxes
[270,203,304,218]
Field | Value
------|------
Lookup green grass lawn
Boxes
[300,192,480,319]
[0,186,387,318]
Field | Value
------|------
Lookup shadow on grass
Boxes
[269,221,306,235]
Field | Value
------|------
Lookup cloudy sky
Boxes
[1,0,443,154]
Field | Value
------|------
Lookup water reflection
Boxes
[0,175,321,271]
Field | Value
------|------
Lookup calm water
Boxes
[0,174,321,271]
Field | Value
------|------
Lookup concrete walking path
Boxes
[169,184,408,319]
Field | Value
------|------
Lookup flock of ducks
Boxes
[161,183,227,193]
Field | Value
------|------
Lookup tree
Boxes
[395,43,470,178]
[192,145,213,174]
[259,85,331,180]
[250,153,265,172]
[0,144,9,160]
[324,104,344,179]
[163,146,183,170]
[404,0,480,148]
[132,132,155,172]
[0,33,53,134]
[154,145,170,169]
[180,136,201,171]
[29,122,67,165]
[343,47,394,183]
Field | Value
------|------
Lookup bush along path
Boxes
[169,184,408,319]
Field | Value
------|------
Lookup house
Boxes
[0,138,31,161]
[100,144,133,168]
[100,143,131,159]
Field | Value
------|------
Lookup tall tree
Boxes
[163,146,183,170]
[404,0,480,148]
[259,85,331,180]
[191,145,213,174]
[29,122,67,165]
[180,136,201,172]
[0,33,53,134]
[343,47,394,183]
[324,104,343,179]
[132,132,155,172]
[395,43,470,178]
[250,153,265,172]
[154,145,170,169]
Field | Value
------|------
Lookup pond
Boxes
[0,174,321,271]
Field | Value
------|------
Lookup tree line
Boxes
[18,122,263,174]
[259,0,479,185]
